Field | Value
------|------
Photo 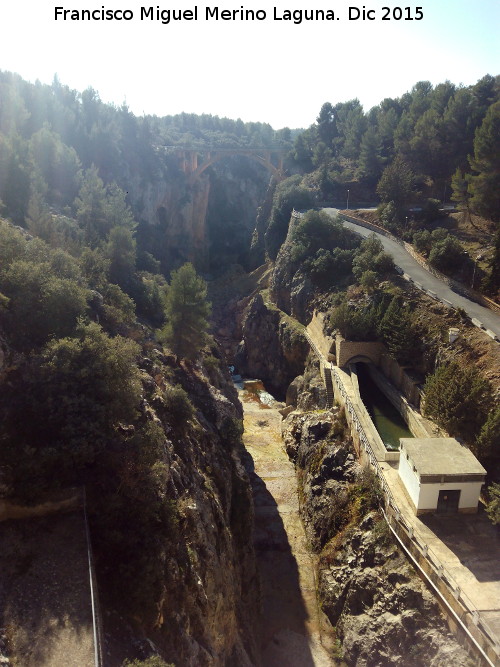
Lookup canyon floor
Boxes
[239,386,338,666]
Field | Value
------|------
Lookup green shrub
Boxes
[219,416,244,448]
[428,235,465,273]
[485,483,500,525]
[413,229,432,255]
[0,259,88,349]
[352,234,394,280]
[476,405,500,459]
[163,384,195,426]
[264,176,315,259]
[304,247,355,288]
[424,361,492,444]
[351,466,383,516]
[329,302,378,341]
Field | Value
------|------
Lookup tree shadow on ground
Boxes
[0,512,94,666]
[244,451,317,667]
[421,508,500,583]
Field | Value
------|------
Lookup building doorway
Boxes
[437,489,461,514]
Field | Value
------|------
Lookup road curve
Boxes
[323,207,500,339]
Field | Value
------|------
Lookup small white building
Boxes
[398,438,486,516]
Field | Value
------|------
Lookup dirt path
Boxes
[240,389,336,666]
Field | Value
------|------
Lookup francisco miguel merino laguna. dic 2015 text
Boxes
[54,5,425,25]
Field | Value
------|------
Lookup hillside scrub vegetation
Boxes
[423,360,493,447]
[0,210,252,662]
[283,75,500,294]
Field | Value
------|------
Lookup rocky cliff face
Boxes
[133,172,212,272]
[269,240,315,324]
[130,156,268,274]
[206,159,269,272]
[285,355,328,412]
[249,180,277,269]
[267,212,318,324]
[282,409,475,667]
[99,349,261,667]
[234,292,309,399]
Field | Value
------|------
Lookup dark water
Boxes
[356,364,413,451]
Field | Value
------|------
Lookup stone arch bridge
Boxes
[163,146,287,184]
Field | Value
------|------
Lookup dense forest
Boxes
[293,75,499,215]
[0,70,291,222]
[1,70,499,281]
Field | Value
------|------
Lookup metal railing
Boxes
[304,326,500,663]
[83,488,104,667]
[302,245,500,663]
[330,366,500,667]
[338,211,500,318]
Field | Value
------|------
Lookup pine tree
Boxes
[378,296,416,364]
[423,361,492,444]
[106,226,136,289]
[482,228,500,296]
[26,191,54,243]
[450,167,470,209]
[75,166,108,246]
[376,155,416,209]
[161,263,211,362]
[468,101,500,222]
[476,405,500,459]
[358,127,384,184]
[485,483,500,525]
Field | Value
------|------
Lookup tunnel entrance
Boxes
[356,363,413,451]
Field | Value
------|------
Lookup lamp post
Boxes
[346,189,350,210]
[471,253,483,289]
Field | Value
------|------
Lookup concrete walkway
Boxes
[240,388,335,666]
[323,208,500,338]
[0,512,95,667]
[381,460,500,643]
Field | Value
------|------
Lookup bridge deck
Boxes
[0,512,96,667]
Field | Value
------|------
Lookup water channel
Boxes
[238,379,336,666]
[356,363,413,451]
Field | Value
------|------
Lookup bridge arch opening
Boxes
[172,148,286,185]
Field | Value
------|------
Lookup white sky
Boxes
[1,0,499,129]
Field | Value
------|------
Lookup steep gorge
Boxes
[132,155,270,274]
[214,249,480,666]
[2,138,493,667]
[282,398,475,667]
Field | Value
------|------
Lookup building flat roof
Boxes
[400,438,486,477]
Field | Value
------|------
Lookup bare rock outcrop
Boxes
[234,292,309,398]
[286,356,328,411]
[269,240,315,323]
[282,411,475,667]
[136,352,260,666]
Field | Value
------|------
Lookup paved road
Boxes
[323,208,500,339]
